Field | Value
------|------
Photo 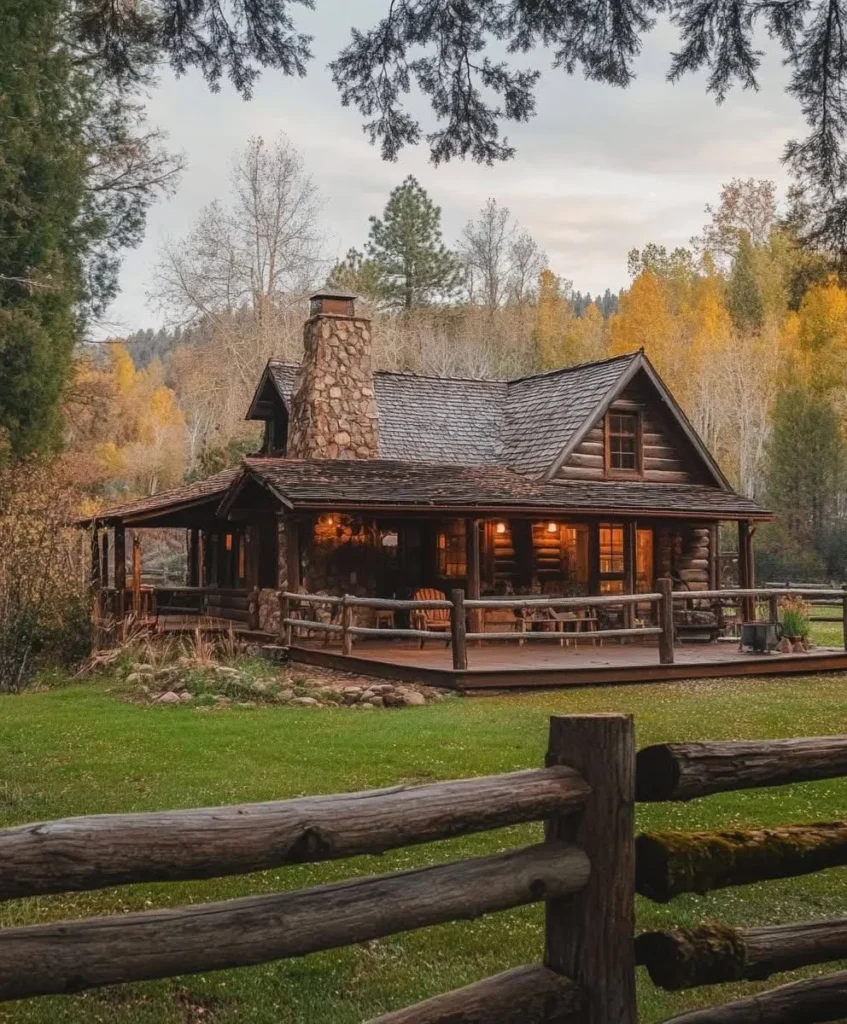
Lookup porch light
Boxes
[496,522,507,535]
[547,521,558,534]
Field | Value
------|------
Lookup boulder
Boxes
[776,637,793,654]
[290,696,320,707]
[179,691,193,703]
[368,696,385,708]
[401,691,427,707]
[156,691,181,705]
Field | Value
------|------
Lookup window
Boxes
[599,523,625,574]
[636,528,654,593]
[606,412,641,474]
[437,520,467,577]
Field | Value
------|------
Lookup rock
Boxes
[401,691,426,707]
[156,691,181,705]
[342,685,363,696]
[214,695,231,705]
[792,640,808,654]
[155,666,178,680]
[179,691,193,703]
[368,696,384,708]
[342,691,363,705]
[126,672,144,685]
[274,689,295,703]
[776,637,793,654]
[290,696,320,707]
[360,702,376,710]
[252,681,268,694]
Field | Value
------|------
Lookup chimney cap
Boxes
[310,289,358,301]
[309,290,358,318]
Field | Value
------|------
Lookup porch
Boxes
[288,635,847,691]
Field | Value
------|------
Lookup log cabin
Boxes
[84,292,769,637]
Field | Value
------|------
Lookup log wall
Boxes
[557,377,711,485]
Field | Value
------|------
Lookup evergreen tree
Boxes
[366,177,462,310]
[765,386,844,552]
[727,232,764,333]
[326,248,385,304]
[0,0,90,455]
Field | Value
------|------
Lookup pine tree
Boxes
[727,232,764,333]
[765,386,844,552]
[0,0,91,455]
[366,177,462,310]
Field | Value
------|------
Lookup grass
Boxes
[1,655,846,1022]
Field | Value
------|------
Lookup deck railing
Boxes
[283,582,847,669]
[4,715,847,1021]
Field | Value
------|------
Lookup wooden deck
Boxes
[288,638,847,690]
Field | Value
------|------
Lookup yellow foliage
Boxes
[533,269,575,370]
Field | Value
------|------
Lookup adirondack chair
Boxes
[411,587,452,648]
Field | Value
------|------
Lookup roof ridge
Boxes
[267,352,642,386]
[505,350,640,385]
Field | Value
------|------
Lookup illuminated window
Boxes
[636,528,654,593]
[599,524,625,574]
[437,520,467,577]
[562,525,590,584]
[606,412,640,473]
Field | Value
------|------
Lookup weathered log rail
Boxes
[4,717,847,1022]
[0,714,638,1023]
[634,730,847,1022]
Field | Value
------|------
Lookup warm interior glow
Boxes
[495,522,507,535]
[547,521,558,534]
[224,534,233,552]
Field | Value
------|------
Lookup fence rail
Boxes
[4,717,847,1022]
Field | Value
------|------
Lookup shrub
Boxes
[0,455,90,691]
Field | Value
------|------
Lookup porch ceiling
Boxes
[238,457,771,521]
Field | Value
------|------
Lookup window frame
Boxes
[604,409,643,478]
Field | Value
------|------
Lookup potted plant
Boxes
[779,596,812,651]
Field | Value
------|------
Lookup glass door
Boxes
[598,523,626,594]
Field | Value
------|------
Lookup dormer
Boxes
[245,364,290,455]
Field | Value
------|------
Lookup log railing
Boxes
[2,717,847,1021]
[0,714,630,1023]
[634,732,847,1022]
[284,581,676,670]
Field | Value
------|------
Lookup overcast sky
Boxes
[104,0,805,335]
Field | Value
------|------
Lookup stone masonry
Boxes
[286,313,379,460]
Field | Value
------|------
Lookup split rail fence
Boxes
[282,583,847,670]
[1,715,847,1021]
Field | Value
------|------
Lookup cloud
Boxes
[105,2,808,331]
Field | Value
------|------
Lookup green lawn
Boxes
[1,665,847,1023]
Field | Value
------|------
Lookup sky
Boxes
[104,0,805,336]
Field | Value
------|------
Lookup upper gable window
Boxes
[605,412,642,476]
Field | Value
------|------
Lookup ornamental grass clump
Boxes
[779,595,812,640]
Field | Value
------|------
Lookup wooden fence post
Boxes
[658,577,675,665]
[280,598,292,643]
[768,593,779,625]
[341,595,354,656]
[450,589,468,670]
[248,586,260,632]
[545,713,636,1024]
[842,585,847,652]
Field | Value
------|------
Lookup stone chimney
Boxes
[286,292,379,460]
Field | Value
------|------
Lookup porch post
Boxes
[466,518,482,639]
[286,515,302,591]
[90,527,101,592]
[100,530,109,589]
[624,521,637,628]
[187,529,200,587]
[132,532,142,615]
[113,525,126,619]
[738,520,754,621]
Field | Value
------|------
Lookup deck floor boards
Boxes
[287,638,847,690]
